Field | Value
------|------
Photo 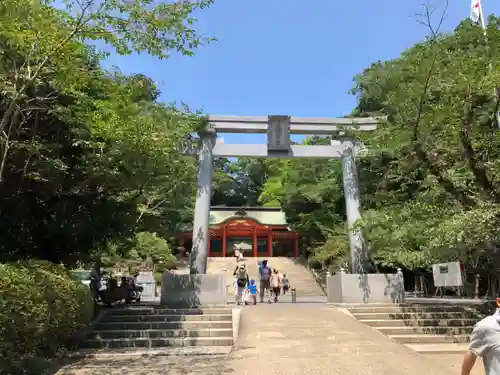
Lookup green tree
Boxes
[259,137,347,263]
[352,15,500,273]
[258,13,500,277]
[0,0,212,264]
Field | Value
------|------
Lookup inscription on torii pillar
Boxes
[179,115,383,274]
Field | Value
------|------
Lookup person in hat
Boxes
[461,297,500,375]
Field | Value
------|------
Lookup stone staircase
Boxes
[207,257,325,296]
[81,305,234,354]
[346,303,479,354]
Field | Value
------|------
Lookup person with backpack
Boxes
[259,260,272,303]
[233,263,249,305]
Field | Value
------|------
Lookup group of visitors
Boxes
[232,257,290,305]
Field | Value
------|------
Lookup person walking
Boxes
[233,263,249,305]
[234,249,244,263]
[461,297,500,375]
[282,273,290,295]
[270,268,283,303]
[259,260,272,303]
[247,279,258,305]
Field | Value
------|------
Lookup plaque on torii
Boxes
[177,114,384,275]
[267,115,291,153]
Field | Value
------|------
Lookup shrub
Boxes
[155,258,181,273]
[155,271,163,285]
[133,231,177,264]
[0,261,94,375]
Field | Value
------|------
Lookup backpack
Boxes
[260,266,271,281]
[236,267,247,280]
[235,267,247,287]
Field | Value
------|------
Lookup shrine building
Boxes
[178,206,299,258]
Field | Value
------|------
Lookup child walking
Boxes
[247,279,258,305]
[282,273,290,295]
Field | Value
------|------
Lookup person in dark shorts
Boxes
[233,263,249,305]
[270,268,282,302]
[259,260,272,303]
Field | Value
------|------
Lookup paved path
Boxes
[228,304,457,375]
[424,354,484,375]
[54,304,461,375]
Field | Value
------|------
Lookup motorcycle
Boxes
[125,275,143,304]
[91,275,142,307]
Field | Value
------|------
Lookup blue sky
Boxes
[102,0,499,145]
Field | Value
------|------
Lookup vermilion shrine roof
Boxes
[209,206,288,226]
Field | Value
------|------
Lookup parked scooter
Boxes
[129,274,143,303]
[122,276,142,304]
[91,274,142,307]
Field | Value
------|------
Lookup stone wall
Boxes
[327,270,405,304]
[160,272,227,306]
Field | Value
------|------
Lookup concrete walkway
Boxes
[54,304,463,375]
[424,353,483,375]
[229,304,458,375]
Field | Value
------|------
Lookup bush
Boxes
[0,261,94,375]
[155,258,181,273]
[133,231,177,264]
[155,271,163,285]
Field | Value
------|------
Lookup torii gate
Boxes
[179,115,381,275]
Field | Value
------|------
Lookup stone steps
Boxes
[67,346,233,359]
[91,328,233,339]
[96,320,233,330]
[352,311,475,320]
[346,303,480,353]
[109,307,231,315]
[85,306,234,351]
[81,336,234,349]
[358,318,477,327]
[100,314,233,322]
[208,257,324,297]
[348,306,470,314]
[406,343,469,354]
[376,326,473,335]
[390,334,470,344]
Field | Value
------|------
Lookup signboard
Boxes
[267,115,290,151]
[136,271,156,298]
[432,261,462,287]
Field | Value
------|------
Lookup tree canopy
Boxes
[0,0,213,264]
[3,0,500,281]
[259,16,500,274]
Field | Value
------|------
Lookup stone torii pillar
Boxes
[338,138,367,274]
[189,128,216,275]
